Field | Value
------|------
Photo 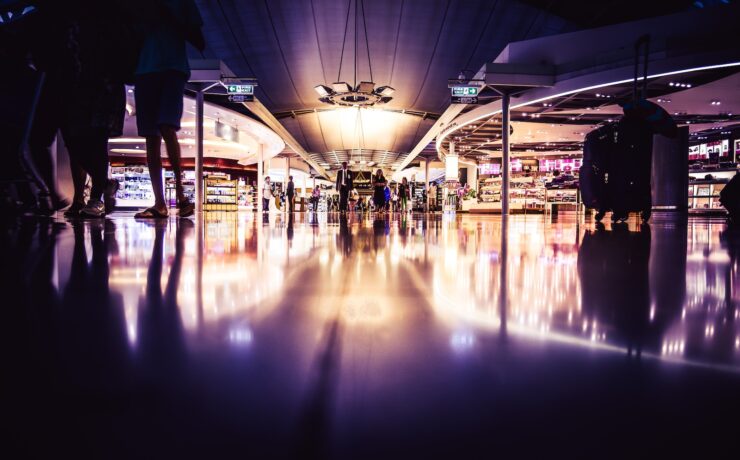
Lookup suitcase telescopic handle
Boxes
[633,34,650,101]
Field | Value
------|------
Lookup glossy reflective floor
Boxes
[3,212,740,457]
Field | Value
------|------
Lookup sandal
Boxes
[177,200,195,217]
[134,207,169,219]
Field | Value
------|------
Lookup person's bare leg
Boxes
[145,135,167,213]
[161,125,186,203]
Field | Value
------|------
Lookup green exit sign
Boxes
[451,86,479,97]
[227,85,254,95]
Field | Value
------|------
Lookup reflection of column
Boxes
[257,144,264,212]
[196,215,205,334]
[498,214,508,339]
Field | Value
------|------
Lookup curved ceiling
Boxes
[195,0,574,169]
[440,68,740,162]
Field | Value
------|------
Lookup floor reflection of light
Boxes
[229,325,253,345]
[450,331,475,352]
[99,213,740,373]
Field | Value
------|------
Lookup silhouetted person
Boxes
[337,214,352,255]
[287,175,295,213]
[263,176,273,212]
[26,1,131,217]
[137,219,192,383]
[399,177,410,212]
[372,169,386,213]
[134,0,205,219]
[336,161,353,213]
[59,220,130,393]
[287,212,294,241]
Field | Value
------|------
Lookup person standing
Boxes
[26,1,129,217]
[336,161,353,213]
[133,0,205,219]
[286,175,295,213]
[262,176,272,212]
[399,177,411,212]
[428,182,437,212]
[311,186,320,212]
[372,169,386,214]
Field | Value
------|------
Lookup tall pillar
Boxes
[467,163,478,191]
[285,157,290,212]
[445,142,458,212]
[501,91,511,215]
[424,157,430,213]
[257,144,264,212]
[195,86,205,214]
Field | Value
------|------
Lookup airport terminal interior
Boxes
[2,0,740,457]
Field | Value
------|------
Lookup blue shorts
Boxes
[134,70,187,137]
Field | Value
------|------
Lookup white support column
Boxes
[257,144,264,212]
[284,157,290,212]
[501,91,511,215]
[445,142,458,212]
[195,87,205,214]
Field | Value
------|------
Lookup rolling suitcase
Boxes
[579,35,676,223]
[608,114,655,222]
[579,123,616,221]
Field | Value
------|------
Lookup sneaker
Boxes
[104,179,119,213]
[79,199,106,218]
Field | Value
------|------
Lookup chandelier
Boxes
[313,0,394,107]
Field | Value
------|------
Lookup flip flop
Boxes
[177,200,195,217]
[134,207,169,219]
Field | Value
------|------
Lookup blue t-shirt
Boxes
[135,0,203,76]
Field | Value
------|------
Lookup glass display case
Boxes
[204,175,238,211]
[165,170,196,207]
[688,169,734,213]
[477,175,546,211]
[111,166,154,208]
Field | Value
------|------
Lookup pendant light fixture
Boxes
[314,0,395,107]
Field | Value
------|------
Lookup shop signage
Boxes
[539,158,582,173]
[215,121,240,143]
[690,140,730,161]
[353,170,372,190]
[478,163,500,175]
